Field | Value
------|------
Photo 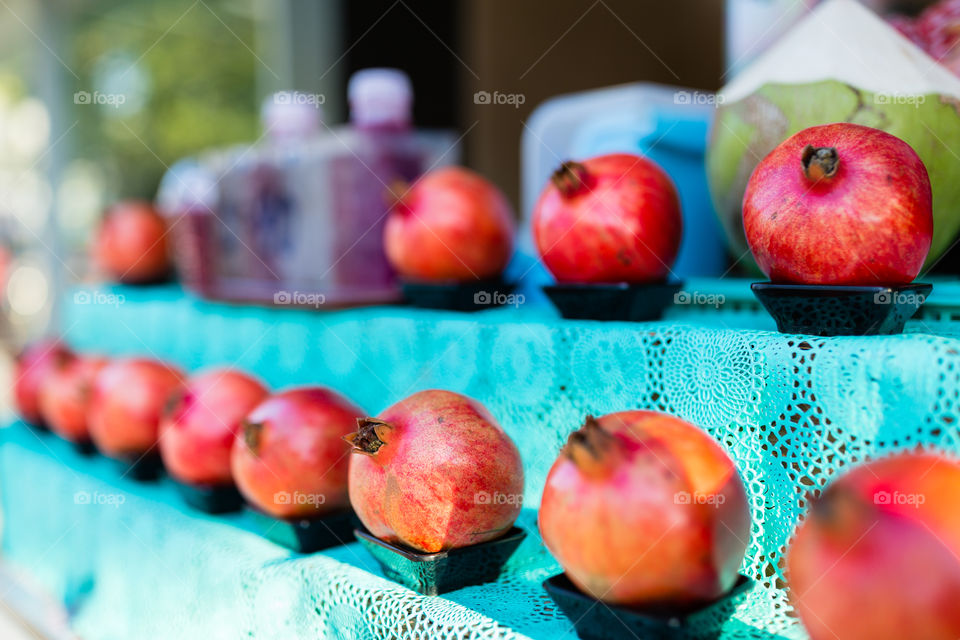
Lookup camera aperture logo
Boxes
[274,290,325,308]
[474,290,525,308]
[273,491,326,506]
[74,290,125,308]
[74,90,126,108]
[474,491,523,505]
[473,90,525,109]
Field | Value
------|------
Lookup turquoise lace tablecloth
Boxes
[3,282,960,639]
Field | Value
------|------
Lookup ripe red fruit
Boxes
[88,358,185,458]
[231,387,363,519]
[346,389,524,553]
[539,411,750,607]
[40,355,108,443]
[383,167,515,282]
[532,153,682,284]
[159,369,269,486]
[93,200,171,284]
[743,123,933,285]
[789,453,960,640]
[13,340,74,425]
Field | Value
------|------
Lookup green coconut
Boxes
[707,0,960,270]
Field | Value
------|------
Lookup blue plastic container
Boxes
[519,82,727,297]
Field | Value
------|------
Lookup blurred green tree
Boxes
[70,0,260,200]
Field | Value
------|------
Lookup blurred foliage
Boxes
[70,0,260,199]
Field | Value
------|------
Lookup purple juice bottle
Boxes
[157,75,458,307]
[326,69,453,301]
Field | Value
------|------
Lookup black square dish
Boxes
[401,278,518,312]
[354,527,526,596]
[543,573,753,640]
[543,282,682,321]
[113,452,164,481]
[172,480,244,514]
[247,507,358,553]
[751,282,931,335]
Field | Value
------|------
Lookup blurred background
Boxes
[0,0,941,344]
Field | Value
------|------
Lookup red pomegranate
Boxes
[539,411,750,606]
[93,200,171,284]
[743,123,933,285]
[88,358,185,458]
[39,355,108,443]
[383,167,515,282]
[346,389,524,553]
[159,369,268,486]
[13,340,74,425]
[789,453,960,640]
[231,387,363,519]
[532,153,682,283]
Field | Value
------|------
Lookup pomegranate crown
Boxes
[801,145,839,181]
[242,420,265,455]
[563,415,621,474]
[345,417,393,456]
[550,161,590,197]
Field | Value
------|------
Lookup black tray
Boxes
[544,573,753,640]
[751,282,932,336]
[354,527,526,596]
[401,278,517,312]
[543,282,682,321]
[247,507,358,553]
[172,480,244,514]
[70,439,97,457]
[112,452,164,482]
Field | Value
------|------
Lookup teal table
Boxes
[2,281,960,639]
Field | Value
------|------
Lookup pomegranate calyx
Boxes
[551,161,591,197]
[345,418,393,455]
[808,485,875,544]
[242,420,265,455]
[564,415,619,473]
[385,179,411,213]
[163,390,185,418]
[801,145,839,181]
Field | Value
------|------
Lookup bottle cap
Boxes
[261,91,323,138]
[348,68,413,127]
[156,160,218,215]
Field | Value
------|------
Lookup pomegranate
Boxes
[532,153,682,284]
[13,340,74,426]
[88,358,185,458]
[890,0,960,77]
[743,123,933,285]
[93,200,171,284]
[789,453,960,640]
[383,166,515,282]
[39,355,108,443]
[159,369,268,486]
[231,387,363,519]
[539,411,750,607]
[346,389,524,553]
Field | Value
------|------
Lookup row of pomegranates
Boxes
[13,338,960,639]
[96,121,933,302]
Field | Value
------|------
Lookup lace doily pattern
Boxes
[5,288,954,639]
